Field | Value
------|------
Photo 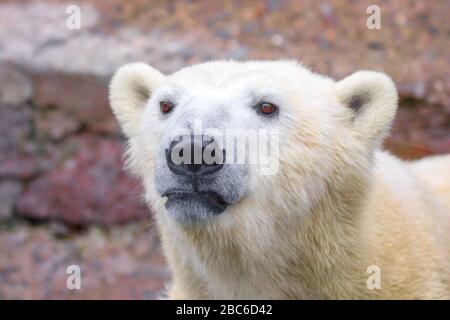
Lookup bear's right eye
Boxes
[257,102,278,116]
[160,101,174,114]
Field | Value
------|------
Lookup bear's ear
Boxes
[109,63,165,138]
[336,71,398,147]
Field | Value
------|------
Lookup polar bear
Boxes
[109,60,450,299]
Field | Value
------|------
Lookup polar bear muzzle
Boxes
[160,134,231,223]
[155,132,245,224]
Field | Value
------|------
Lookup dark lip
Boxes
[162,190,230,206]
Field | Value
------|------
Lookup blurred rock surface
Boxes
[17,135,148,226]
[0,181,22,220]
[0,222,169,299]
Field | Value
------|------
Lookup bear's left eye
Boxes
[257,102,278,116]
[160,101,175,114]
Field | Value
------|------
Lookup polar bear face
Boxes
[110,61,397,226]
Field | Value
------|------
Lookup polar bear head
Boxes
[110,60,397,226]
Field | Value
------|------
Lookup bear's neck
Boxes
[161,168,374,299]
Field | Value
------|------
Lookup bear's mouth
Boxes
[162,190,229,221]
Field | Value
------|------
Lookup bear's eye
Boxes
[160,101,174,114]
[257,102,278,116]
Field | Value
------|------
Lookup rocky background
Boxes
[0,0,449,299]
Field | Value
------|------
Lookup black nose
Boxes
[166,135,225,176]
